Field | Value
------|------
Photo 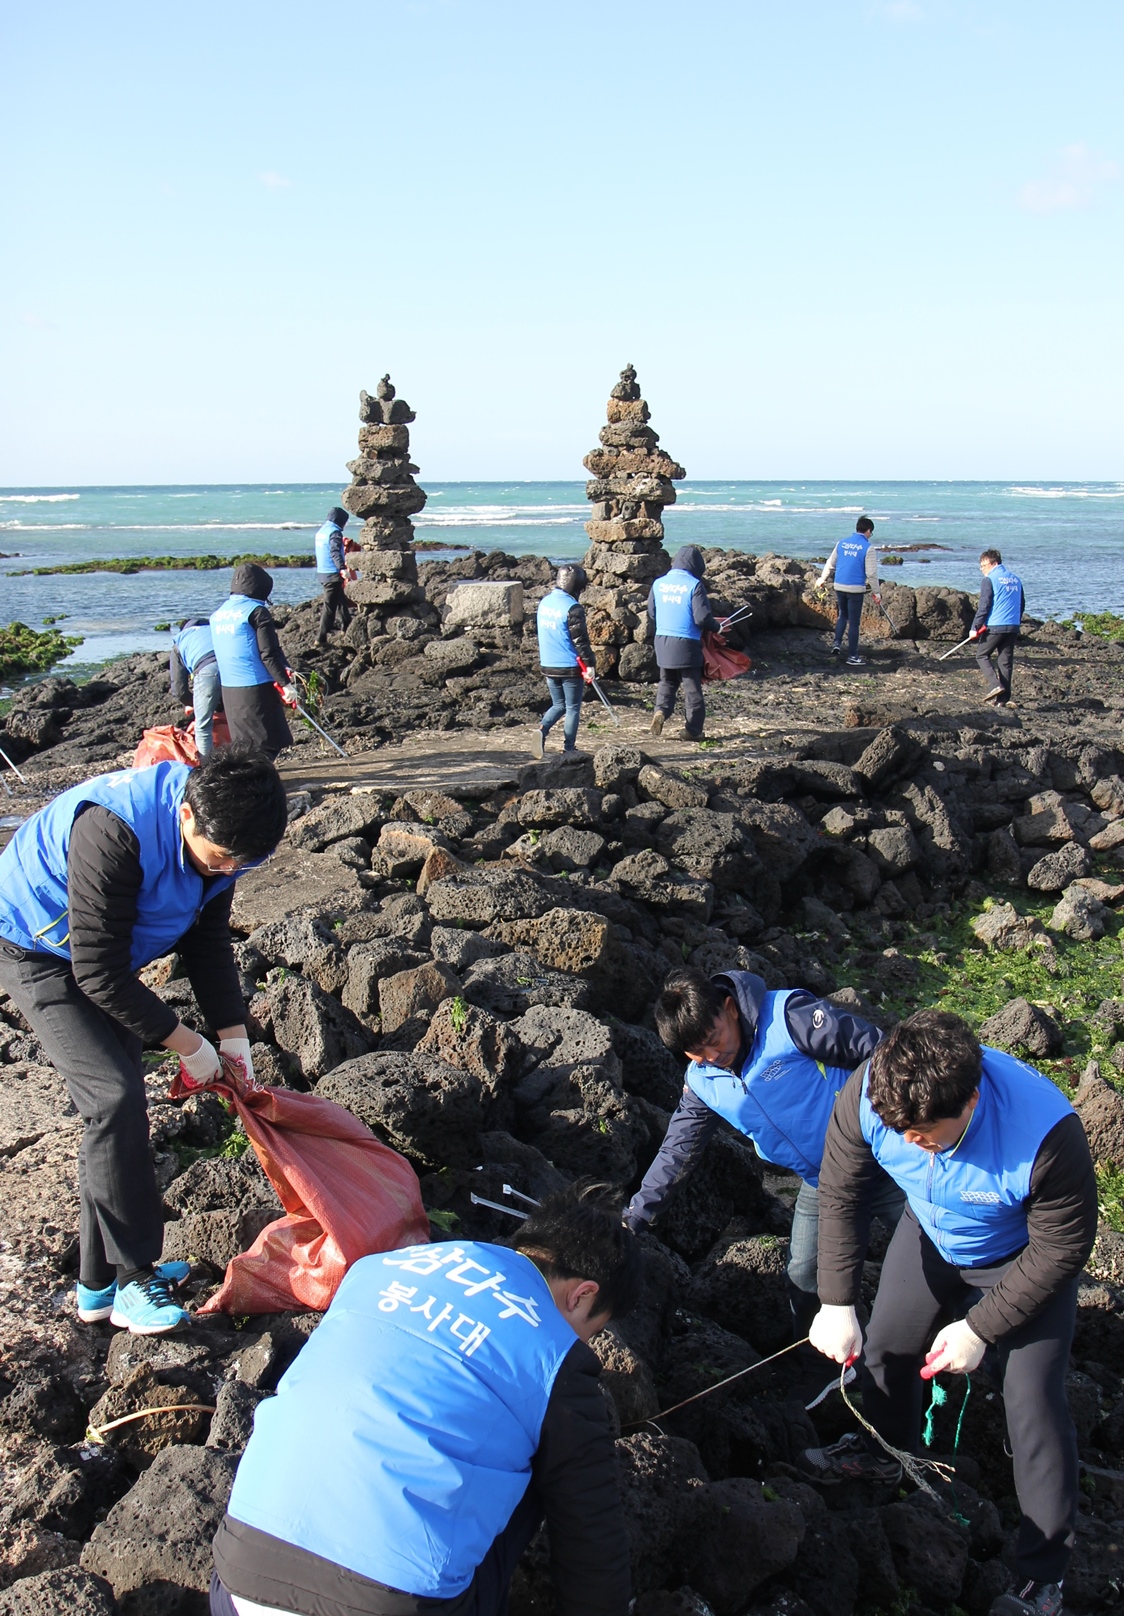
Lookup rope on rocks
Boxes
[922,1374,973,1526]
[837,1363,955,1501]
[86,1403,217,1445]
[625,1337,810,1437]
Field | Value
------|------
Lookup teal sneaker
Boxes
[76,1261,191,1324]
[110,1272,188,1334]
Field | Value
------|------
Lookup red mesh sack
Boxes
[132,725,199,768]
[702,629,752,684]
[171,1059,430,1314]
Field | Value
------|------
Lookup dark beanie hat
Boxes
[231,562,273,600]
[328,506,349,528]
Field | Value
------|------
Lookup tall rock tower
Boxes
[580,364,685,676]
[341,376,426,611]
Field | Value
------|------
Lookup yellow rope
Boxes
[85,1403,216,1445]
[837,1363,954,1499]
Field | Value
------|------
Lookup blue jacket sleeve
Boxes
[784,991,882,1068]
[971,575,994,632]
[623,1085,720,1228]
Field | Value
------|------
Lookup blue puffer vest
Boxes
[651,569,701,640]
[0,763,236,963]
[686,989,853,1183]
[986,564,1023,629]
[537,588,580,668]
[859,1048,1072,1265]
[227,1242,577,1599]
[314,522,342,575]
[834,535,869,588]
[173,621,215,674]
[210,595,271,688]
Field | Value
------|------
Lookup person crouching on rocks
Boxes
[533,564,596,757]
[647,545,721,740]
[211,1182,640,1616]
[210,563,298,762]
[0,747,289,1335]
[623,967,902,1394]
[800,1010,1096,1616]
[170,616,223,760]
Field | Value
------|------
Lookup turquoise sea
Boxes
[2,481,1123,681]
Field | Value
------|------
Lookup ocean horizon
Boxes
[3,480,1122,679]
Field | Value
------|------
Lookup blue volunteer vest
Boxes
[652,569,701,640]
[173,621,215,674]
[227,1242,577,1600]
[0,763,237,963]
[834,535,869,588]
[537,588,580,668]
[986,564,1023,629]
[314,521,342,575]
[686,990,852,1183]
[210,595,271,688]
[859,1048,1072,1266]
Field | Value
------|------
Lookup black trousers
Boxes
[860,1207,1078,1584]
[974,628,1018,700]
[0,946,164,1287]
[319,577,352,639]
[654,666,705,737]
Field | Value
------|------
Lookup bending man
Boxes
[212,1183,639,1616]
[802,1010,1096,1616]
[0,748,288,1334]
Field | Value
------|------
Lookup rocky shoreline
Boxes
[2,537,1124,1616]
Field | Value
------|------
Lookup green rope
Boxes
[923,1374,972,1526]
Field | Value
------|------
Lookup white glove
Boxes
[280,684,298,708]
[179,1034,222,1088]
[809,1304,864,1364]
[219,1037,254,1082]
[922,1319,986,1378]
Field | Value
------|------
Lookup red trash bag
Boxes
[132,724,199,767]
[702,629,752,683]
[170,1060,430,1315]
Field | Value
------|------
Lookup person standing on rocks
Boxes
[818,516,881,667]
[0,747,289,1335]
[314,505,353,646]
[212,1183,639,1616]
[533,564,596,757]
[170,616,222,760]
[210,563,296,761]
[647,544,721,739]
[623,967,902,1363]
[800,1010,1096,1616]
[971,548,1025,708]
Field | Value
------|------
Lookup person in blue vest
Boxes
[314,505,353,647]
[622,967,902,1353]
[817,516,881,666]
[647,545,721,739]
[169,617,223,760]
[800,1010,1097,1616]
[211,1182,640,1616]
[0,748,288,1335]
[210,564,296,761]
[533,564,597,757]
[970,548,1025,708]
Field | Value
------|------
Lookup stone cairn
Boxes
[581,364,685,679]
[340,376,427,618]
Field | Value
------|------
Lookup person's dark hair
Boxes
[513,1180,643,1321]
[654,967,729,1058]
[867,1010,982,1131]
[328,506,349,528]
[557,564,588,597]
[183,745,288,860]
[856,516,874,534]
[980,548,1002,566]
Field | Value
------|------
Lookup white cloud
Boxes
[258,171,292,191]
[1018,144,1119,214]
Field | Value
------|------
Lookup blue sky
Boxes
[1,1,1121,482]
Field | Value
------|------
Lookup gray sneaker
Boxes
[798,1431,901,1486]
[531,729,545,759]
[650,711,665,736]
[983,686,1005,703]
[989,1581,1064,1616]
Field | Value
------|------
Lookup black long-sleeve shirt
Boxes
[213,1341,631,1616]
[66,805,245,1044]
[816,1065,1098,1342]
[248,605,290,686]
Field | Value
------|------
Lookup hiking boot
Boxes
[109,1272,189,1334]
[846,655,867,667]
[989,1580,1064,1616]
[804,1364,857,1410]
[76,1262,191,1324]
[531,729,545,759]
[650,711,665,736]
[983,686,1005,702]
[798,1431,902,1486]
